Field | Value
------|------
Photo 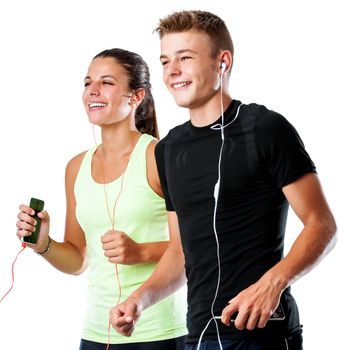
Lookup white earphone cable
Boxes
[196,67,242,350]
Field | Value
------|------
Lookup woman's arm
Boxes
[16,152,88,275]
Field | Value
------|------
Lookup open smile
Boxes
[88,102,107,110]
[172,81,192,89]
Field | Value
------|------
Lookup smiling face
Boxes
[160,30,222,111]
[82,57,132,126]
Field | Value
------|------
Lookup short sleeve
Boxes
[257,111,317,188]
[155,141,175,211]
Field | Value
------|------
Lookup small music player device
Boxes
[23,197,44,245]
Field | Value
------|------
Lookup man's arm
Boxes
[109,211,186,336]
[221,173,337,330]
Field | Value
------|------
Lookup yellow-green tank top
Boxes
[74,134,187,344]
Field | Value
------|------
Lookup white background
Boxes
[0,0,349,349]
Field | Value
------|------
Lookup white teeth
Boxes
[89,102,107,108]
[173,82,190,89]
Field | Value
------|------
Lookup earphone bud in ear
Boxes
[220,62,227,73]
[129,95,139,107]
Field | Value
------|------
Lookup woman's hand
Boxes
[16,204,50,253]
[101,230,142,265]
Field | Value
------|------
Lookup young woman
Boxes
[16,48,187,350]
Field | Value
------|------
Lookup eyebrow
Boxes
[84,75,119,81]
[160,49,199,60]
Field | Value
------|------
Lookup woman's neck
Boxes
[98,123,141,163]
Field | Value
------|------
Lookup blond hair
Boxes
[155,10,234,58]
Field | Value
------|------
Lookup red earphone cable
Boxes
[0,243,26,304]
[93,126,125,350]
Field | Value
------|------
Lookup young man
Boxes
[109,10,337,350]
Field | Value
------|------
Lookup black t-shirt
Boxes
[155,100,316,342]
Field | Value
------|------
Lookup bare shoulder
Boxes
[66,150,88,181]
[146,139,163,197]
[146,139,159,165]
[146,138,158,154]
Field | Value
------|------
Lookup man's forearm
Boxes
[265,214,337,290]
[130,244,186,310]
[221,213,337,329]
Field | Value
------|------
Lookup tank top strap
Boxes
[125,133,156,184]
[76,134,155,189]
[74,146,97,191]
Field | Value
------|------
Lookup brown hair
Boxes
[155,10,233,59]
[94,48,159,139]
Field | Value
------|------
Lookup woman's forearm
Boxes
[38,236,87,275]
[138,241,169,263]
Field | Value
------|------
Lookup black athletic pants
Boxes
[79,335,186,350]
[185,329,303,350]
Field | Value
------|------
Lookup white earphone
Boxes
[220,62,226,73]
[196,59,243,350]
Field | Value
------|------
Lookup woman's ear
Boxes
[129,88,146,107]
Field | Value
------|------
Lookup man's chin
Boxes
[173,97,193,109]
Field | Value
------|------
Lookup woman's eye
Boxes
[84,82,90,87]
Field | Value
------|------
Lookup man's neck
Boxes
[189,93,233,127]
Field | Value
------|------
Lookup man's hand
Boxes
[109,297,143,337]
[221,272,284,330]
